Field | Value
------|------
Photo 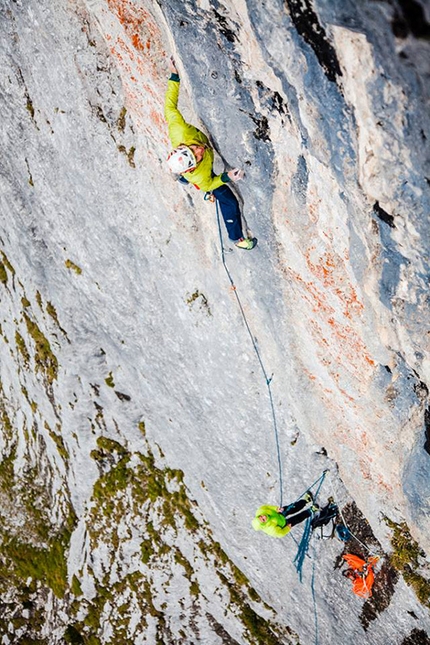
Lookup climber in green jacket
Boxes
[164,57,257,250]
[252,493,316,538]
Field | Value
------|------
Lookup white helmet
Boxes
[166,146,197,173]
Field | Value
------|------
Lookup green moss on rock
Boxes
[105,372,115,388]
[0,446,17,490]
[385,517,430,607]
[64,625,85,644]
[73,422,296,643]
[65,259,82,275]
[46,422,69,462]
[186,289,212,316]
[71,575,83,597]
[2,534,68,598]
[0,253,14,286]
[0,263,7,285]
[26,97,35,118]
[15,331,30,368]
[23,312,58,383]
[46,301,59,325]
[174,548,200,596]
[117,144,136,168]
[1,253,14,275]
[0,406,13,440]
[117,106,127,132]
[140,538,155,564]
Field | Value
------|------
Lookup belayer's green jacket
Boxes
[164,74,230,192]
[252,505,291,538]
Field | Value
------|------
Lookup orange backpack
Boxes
[342,553,379,599]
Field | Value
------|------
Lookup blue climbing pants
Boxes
[178,177,244,241]
[212,184,244,241]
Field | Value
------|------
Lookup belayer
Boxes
[164,56,257,250]
[252,493,318,538]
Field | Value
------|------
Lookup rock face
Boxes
[0,0,429,643]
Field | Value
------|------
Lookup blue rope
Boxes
[311,557,319,645]
[294,516,313,582]
[294,469,329,504]
[293,470,327,581]
[215,200,284,506]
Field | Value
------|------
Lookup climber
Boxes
[164,56,257,250]
[252,493,318,538]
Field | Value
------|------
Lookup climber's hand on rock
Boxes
[227,168,244,181]
[169,56,178,75]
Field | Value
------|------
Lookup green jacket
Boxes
[164,75,230,192]
[252,505,291,538]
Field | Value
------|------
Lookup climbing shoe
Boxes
[302,492,314,504]
[311,504,320,513]
[235,237,257,250]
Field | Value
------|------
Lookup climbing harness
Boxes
[214,198,284,506]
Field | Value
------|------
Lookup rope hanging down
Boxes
[294,470,328,581]
[215,199,284,506]
[311,557,319,645]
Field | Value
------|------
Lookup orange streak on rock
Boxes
[286,266,375,395]
[107,0,154,49]
[150,109,165,130]
[98,1,167,139]
[298,247,375,371]
[131,33,144,51]
[305,248,364,320]
[376,475,394,493]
